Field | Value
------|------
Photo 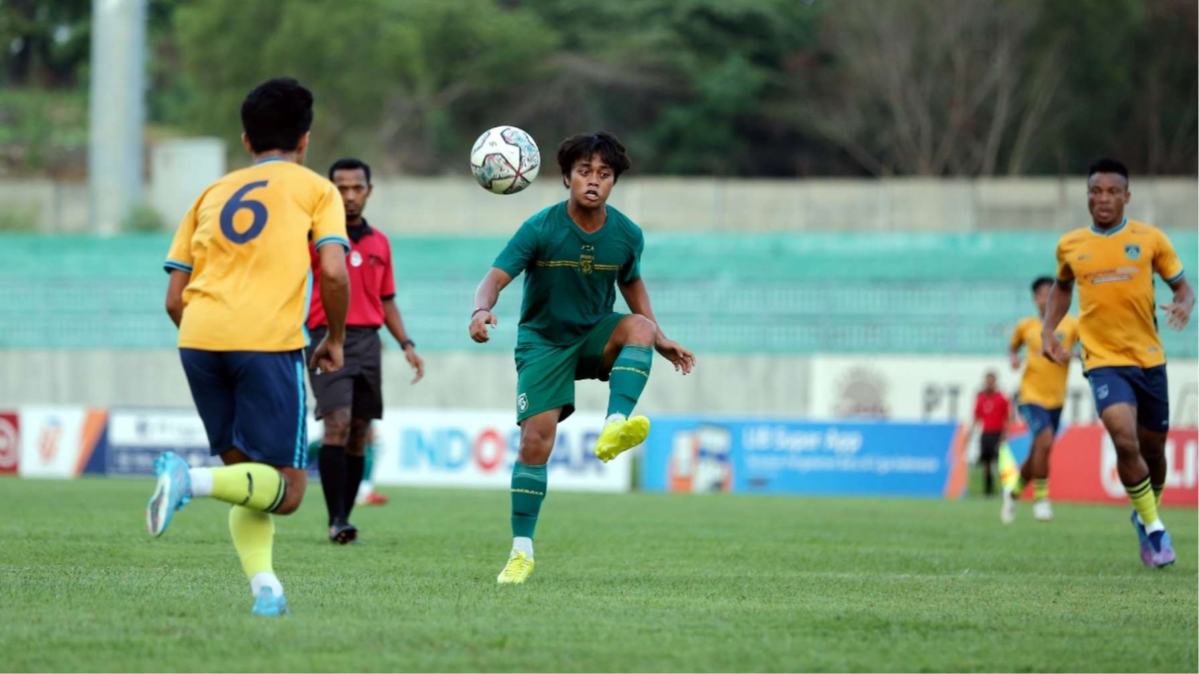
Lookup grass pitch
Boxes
[0,478,1195,672]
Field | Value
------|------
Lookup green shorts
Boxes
[514,313,626,424]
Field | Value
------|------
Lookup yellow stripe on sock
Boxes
[1033,479,1049,501]
[1125,477,1159,526]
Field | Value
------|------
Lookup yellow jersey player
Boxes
[146,78,352,615]
[1042,158,1194,568]
[1001,276,1079,524]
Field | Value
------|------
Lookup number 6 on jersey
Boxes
[221,181,270,244]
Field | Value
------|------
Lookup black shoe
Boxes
[329,520,358,545]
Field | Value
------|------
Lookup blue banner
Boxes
[640,417,963,498]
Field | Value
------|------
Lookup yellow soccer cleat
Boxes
[497,551,535,585]
[594,415,650,463]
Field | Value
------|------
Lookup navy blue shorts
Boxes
[1087,365,1170,431]
[1019,404,1063,438]
[180,349,309,468]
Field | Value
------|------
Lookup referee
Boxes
[306,158,424,544]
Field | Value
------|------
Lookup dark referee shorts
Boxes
[978,431,1003,463]
[179,348,308,468]
[305,325,384,421]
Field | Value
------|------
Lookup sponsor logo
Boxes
[579,244,595,275]
[832,366,890,417]
[38,418,64,465]
[1124,244,1140,261]
[0,413,17,472]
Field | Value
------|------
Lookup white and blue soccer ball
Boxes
[470,126,540,195]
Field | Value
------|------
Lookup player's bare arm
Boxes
[1040,278,1074,365]
[618,276,695,375]
[469,267,512,343]
[1160,277,1195,332]
[311,242,350,373]
[164,270,190,328]
[382,297,424,384]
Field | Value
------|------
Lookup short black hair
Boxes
[1088,157,1129,183]
[240,77,314,153]
[557,132,632,184]
[328,158,371,184]
[1031,276,1054,293]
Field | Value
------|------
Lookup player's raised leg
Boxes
[595,314,655,462]
[498,408,559,584]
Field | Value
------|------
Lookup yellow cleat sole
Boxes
[594,416,651,463]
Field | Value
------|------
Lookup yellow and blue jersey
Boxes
[1055,219,1184,370]
[1010,315,1078,409]
[165,158,349,352]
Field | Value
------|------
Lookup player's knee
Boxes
[518,429,554,464]
[274,484,304,510]
[1110,430,1139,458]
[346,428,369,457]
[322,412,351,446]
[623,314,657,346]
[273,475,306,515]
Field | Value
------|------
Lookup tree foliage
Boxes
[1,0,1195,176]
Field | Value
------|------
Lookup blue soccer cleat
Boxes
[146,451,192,537]
[1130,509,1153,567]
[251,587,290,617]
[1148,529,1176,569]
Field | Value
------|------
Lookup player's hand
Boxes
[309,336,344,374]
[404,347,425,384]
[1009,353,1022,371]
[655,338,696,375]
[1159,301,1194,331]
[1040,333,1069,365]
[470,310,497,343]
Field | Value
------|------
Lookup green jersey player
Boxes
[469,132,696,585]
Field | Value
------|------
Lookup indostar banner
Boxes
[372,409,631,493]
[640,416,967,498]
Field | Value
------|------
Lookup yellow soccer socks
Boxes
[229,505,283,598]
[191,464,287,512]
[1125,476,1163,531]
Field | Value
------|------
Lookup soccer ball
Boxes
[470,126,540,195]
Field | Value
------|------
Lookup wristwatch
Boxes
[400,339,416,350]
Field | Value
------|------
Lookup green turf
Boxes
[0,478,1195,672]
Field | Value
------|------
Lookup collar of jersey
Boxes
[1090,217,1127,237]
[254,157,286,165]
[347,219,373,243]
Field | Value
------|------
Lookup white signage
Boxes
[372,409,631,493]
[18,406,87,479]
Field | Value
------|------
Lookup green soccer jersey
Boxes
[494,201,644,347]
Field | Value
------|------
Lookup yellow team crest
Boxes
[580,244,595,275]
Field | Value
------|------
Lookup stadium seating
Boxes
[0,232,1195,356]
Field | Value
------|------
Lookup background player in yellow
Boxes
[1042,158,1193,568]
[1000,276,1079,524]
[146,78,351,616]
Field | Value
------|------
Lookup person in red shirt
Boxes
[969,371,1010,497]
[306,158,425,544]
